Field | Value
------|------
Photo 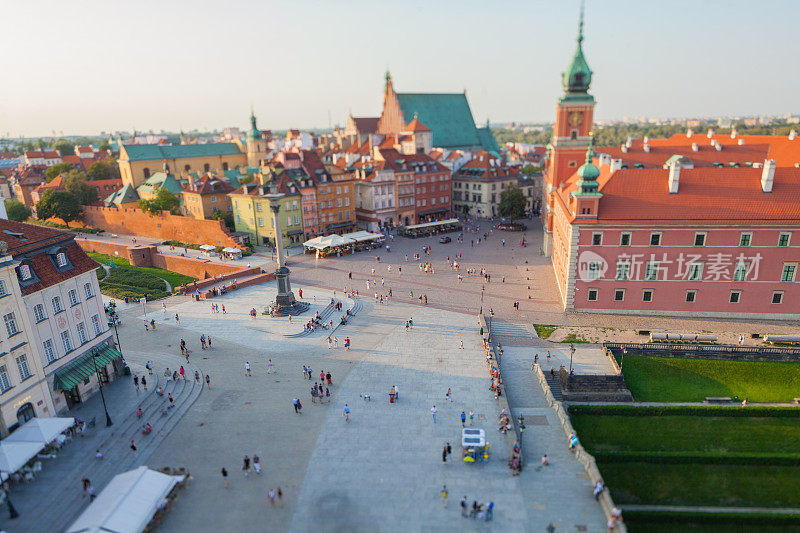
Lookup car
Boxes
[438,236,451,243]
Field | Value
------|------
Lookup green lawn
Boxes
[601,462,800,508]
[533,324,556,339]
[621,355,800,402]
[627,515,800,533]
[571,414,800,455]
[88,252,196,300]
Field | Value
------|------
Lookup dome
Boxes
[577,159,599,181]
[562,6,593,95]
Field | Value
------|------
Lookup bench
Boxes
[705,397,733,403]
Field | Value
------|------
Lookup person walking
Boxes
[277,487,283,507]
[242,455,251,476]
[195,370,200,383]
[141,376,147,391]
[486,501,494,521]
[205,374,211,389]
[268,488,276,506]
[442,444,448,463]
[469,410,474,426]
[267,359,274,373]
[130,440,137,456]
[179,366,185,380]
[342,404,350,422]
[461,411,466,427]
[447,442,452,460]
[441,485,448,508]
[431,405,438,423]
[253,454,261,475]
[461,496,468,517]
[345,337,350,351]
[245,362,251,376]
[446,388,453,402]
[292,397,300,414]
[326,371,332,386]
[221,467,228,488]
[175,313,180,323]
[134,375,139,391]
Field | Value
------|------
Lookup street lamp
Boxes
[479,285,485,315]
[3,484,18,519]
[90,349,113,427]
[569,343,575,374]
[489,309,494,333]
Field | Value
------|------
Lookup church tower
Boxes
[246,109,268,167]
[542,2,596,255]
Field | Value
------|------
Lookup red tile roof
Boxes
[184,175,234,195]
[403,118,431,132]
[598,140,770,169]
[352,117,379,134]
[76,146,94,154]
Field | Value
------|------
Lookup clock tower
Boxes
[542,1,595,255]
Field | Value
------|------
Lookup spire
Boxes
[575,132,600,193]
[561,0,593,100]
[384,70,392,91]
[247,108,261,141]
[578,0,585,45]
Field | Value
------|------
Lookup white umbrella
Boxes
[5,417,74,445]
[198,244,216,251]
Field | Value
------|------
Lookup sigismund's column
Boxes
[266,192,308,315]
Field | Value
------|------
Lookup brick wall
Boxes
[82,206,241,248]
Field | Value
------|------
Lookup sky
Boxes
[1,0,798,137]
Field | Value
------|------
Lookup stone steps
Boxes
[544,372,563,401]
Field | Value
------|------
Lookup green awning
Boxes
[53,345,122,391]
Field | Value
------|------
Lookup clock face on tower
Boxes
[568,111,583,128]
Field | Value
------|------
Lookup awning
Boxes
[326,221,355,230]
[67,466,185,533]
[53,345,123,391]
[0,441,44,474]
[199,244,216,251]
[417,208,449,216]
[5,417,75,445]
[286,229,304,236]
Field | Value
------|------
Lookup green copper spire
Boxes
[385,70,392,91]
[575,134,600,194]
[561,0,594,101]
[247,107,261,141]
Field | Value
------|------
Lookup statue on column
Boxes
[265,192,309,316]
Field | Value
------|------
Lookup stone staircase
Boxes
[543,371,563,401]
[490,320,537,338]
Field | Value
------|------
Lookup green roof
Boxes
[397,93,487,149]
[122,143,242,162]
[476,127,500,153]
[104,183,140,206]
[136,171,183,197]
[53,345,122,391]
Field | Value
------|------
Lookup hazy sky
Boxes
[2,0,798,137]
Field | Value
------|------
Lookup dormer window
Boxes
[20,264,32,281]
[56,252,68,268]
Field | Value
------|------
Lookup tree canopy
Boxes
[63,170,99,205]
[86,161,111,180]
[498,185,527,220]
[211,209,235,231]
[138,188,180,215]
[4,200,30,222]
[52,139,75,156]
[45,162,75,182]
[36,189,81,227]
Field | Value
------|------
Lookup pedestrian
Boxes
[246,361,251,376]
[460,340,464,349]
[141,375,147,391]
[461,411,466,427]
[442,445,448,463]
[168,393,174,408]
[134,375,140,391]
[175,313,180,323]
[327,337,332,349]
[243,455,250,476]
[461,496,468,517]
[222,305,226,314]
[87,482,96,501]
[268,488,276,506]
[345,337,350,351]
[208,336,212,348]
[205,374,211,389]
[320,370,325,383]
[343,403,350,421]
[447,442,452,459]
[221,467,228,488]
[146,361,153,375]
[469,410,474,426]
[441,485,448,508]
[302,365,307,379]
[81,476,91,497]
[542,454,549,466]
[486,500,494,521]
[431,405,437,423]
[326,387,330,402]
[267,359,274,373]
[292,397,300,413]
[130,440,137,456]
[446,388,453,402]
[195,370,200,383]
[180,366,185,380]
[296,399,303,414]
[253,454,262,475]
[326,371,332,385]
[277,487,283,507]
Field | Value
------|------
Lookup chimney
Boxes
[790,130,797,141]
[625,136,633,148]
[621,144,628,153]
[643,143,650,153]
[610,159,623,172]
[761,158,776,193]
[738,138,744,145]
[710,139,716,147]
[707,128,714,138]
[686,128,693,138]
[731,129,737,139]
[643,136,650,144]
[715,142,722,152]
[691,143,699,152]
[668,162,680,194]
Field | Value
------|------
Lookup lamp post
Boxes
[4,485,18,519]
[111,319,122,354]
[569,343,575,374]
[489,309,494,334]
[479,285,485,315]
[90,349,113,427]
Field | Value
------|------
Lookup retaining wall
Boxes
[604,342,800,363]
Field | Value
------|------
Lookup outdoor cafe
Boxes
[397,218,462,238]
[303,231,384,257]
[0,417,77,488]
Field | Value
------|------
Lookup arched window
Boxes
[222,162,229,171]
[16,402,35,425]
[571,130,578,140]
[185,164,191,172]
[204,163,210,172]
[143,168,150,179]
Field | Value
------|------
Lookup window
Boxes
[587,289,598,301]
[257,217,263,227]
[91,314,102,336]
[52,296,63,313]
[3,313,18,336]
[615,262,631,281]
[730,291,741,303]
[256,203,262,212]
[0,280,6,297]
[688,263,704,281]
[33,304,46,322]
[294,215,299,225]
[773,291,784,304]
[650,233,661,246]
[614,289,625,301]
[620,233,631,246]
[592,232,603,246]
[694,232,706,246]
[733,262,748,281]
[779,232,791,247]
[739,233,752,247]
[43,339,57,364]
[20,264,32,280]
[642,289,653,302]
[0,365,9,392]
[77,322,88,345]
[60,330,73,353]
[287,216,292,227]
[586,262,603,281]
[16,355,30,381]
[685,290,697,303]
[781,263,797,282]
[55,252,68,267]
[84,283,94,298]
[68,289,79,306]
[645,262,659,281]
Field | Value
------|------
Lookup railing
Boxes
[604,341,800,356]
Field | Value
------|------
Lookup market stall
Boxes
[303,235,356,256]
[398,218,461,238]
[342,230,384,250]
[67,466,187,533]
[461,428,489,464]
[221,247,243,260]
[198,244,216,256]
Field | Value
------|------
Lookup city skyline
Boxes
[2,0,798,137]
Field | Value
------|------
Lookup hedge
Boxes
[568,404,800,418]
[624,509,800,526]
[96,267,107,281]
[103,269,166,291]
[593,451,800,466]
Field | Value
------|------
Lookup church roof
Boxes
[352,117,379,134]
[136,170,183,196]
[476,127,500,153]
[396,93,488,150]
[121,143,242,162]
[104,183,140,206]
[404,117,431,132]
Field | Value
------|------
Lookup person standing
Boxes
[205,374,211,389]
[245,362,251,376]
[292,397,300,414]
[146,361,153,375]
[253,455,261,475]
[134,375,140,391]
[461,496,468,517]
[343,404,350,421]
[268,488,276,506]
[195,370,200,383]
[486,501,494,521]
[446,388,453,402]
[431,405,438,423]
[179,366,185,380]
[446,442,452,460]
[442,445,448,463]
[469,410,474,426]
[141,376,147,391]
[461,411,467,427]
[242,455,250,477]
[277,487,283,507]
[267,359,274,374]
[221,468,228,488]
[130,440,137,456]
[441,485,448,508]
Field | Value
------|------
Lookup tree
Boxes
[52,139,75,156]
[4,200,30,222]
[86,161,111,180]
[138,188,180,215]
[63,170,99,205]
[98,139,112,152]
[211,209,235,231]
[45,162,75,181]
[521,164,541,175]
[36,189,81,227]
[498,185,527,220]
